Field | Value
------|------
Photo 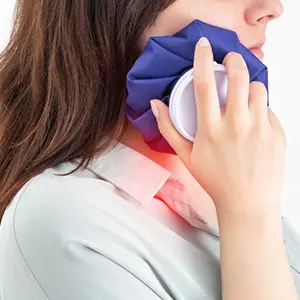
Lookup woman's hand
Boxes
[151,36,299,300]
[150,37,286,217]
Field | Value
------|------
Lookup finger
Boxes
[268,107,286,137]
[193,37,221,128]
[150,99,193,165]
[223,52,250,125]
[248,81,268,127]
[268,107,287,151]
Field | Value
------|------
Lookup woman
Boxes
[0,0,299,299]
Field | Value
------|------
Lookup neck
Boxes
[120,122,218,224]
[120,122,177,170]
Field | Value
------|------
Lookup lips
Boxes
[248,40,266,61]
[249,47,264,61]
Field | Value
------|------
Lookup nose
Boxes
[245,0,284,25]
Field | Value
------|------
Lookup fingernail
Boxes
[198,37,210,47]
[150,100,159,118]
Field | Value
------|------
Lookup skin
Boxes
[121,0,284,224]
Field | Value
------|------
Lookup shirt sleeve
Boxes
[282,216,300,294]
[12,175,175,300]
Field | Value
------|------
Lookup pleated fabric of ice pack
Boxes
[126,19,269,154]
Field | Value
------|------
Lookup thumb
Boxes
[150,99,193,164]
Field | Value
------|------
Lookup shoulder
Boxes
[12,170,135,239]
[4,171,168,299]
[16,168,118,208]
[9,168,147,269]
[14,168,130,219]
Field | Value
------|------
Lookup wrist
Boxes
[215,195,282,222]
[217,207,283,237]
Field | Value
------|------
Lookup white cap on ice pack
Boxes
[169,62,228,142]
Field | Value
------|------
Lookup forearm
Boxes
[218,209,298,300]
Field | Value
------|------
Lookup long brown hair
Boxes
[0,0,175,221]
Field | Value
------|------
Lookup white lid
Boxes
[169,62,228,142]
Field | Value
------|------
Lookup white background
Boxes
[1,1,299,232]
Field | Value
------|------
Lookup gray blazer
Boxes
[1,142,299,299]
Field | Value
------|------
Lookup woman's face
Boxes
[140,0,284,61]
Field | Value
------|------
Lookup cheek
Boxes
[188,2,241,31]
[139,0,243,50]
